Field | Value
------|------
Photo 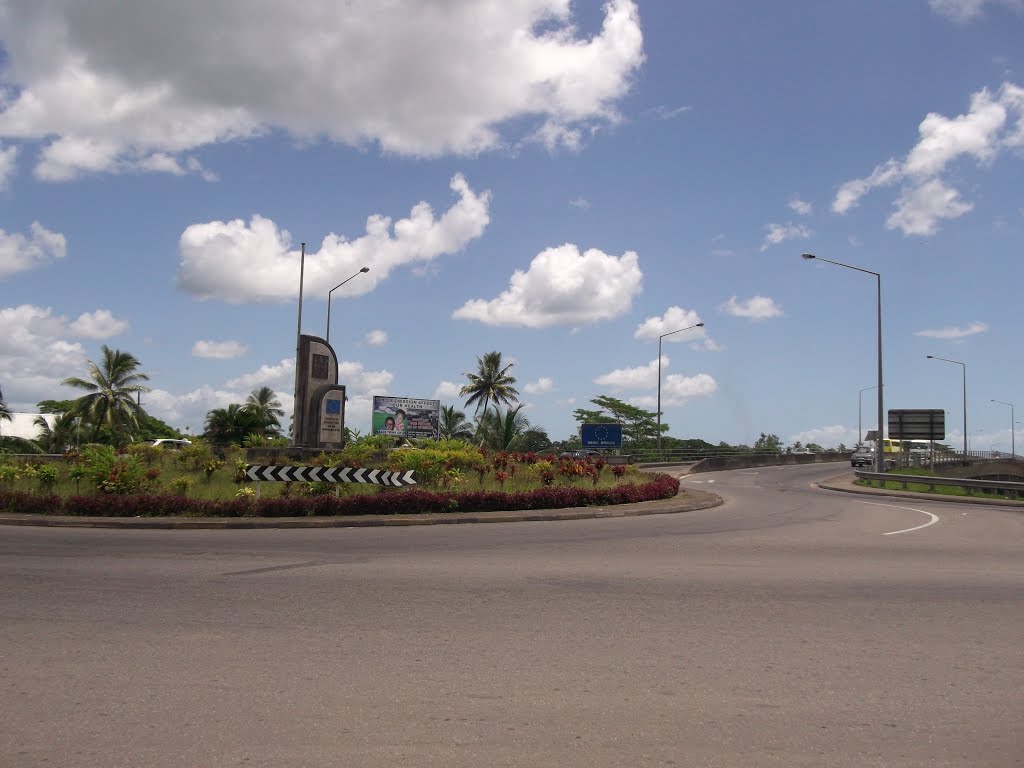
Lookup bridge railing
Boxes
[853,470,1024,500]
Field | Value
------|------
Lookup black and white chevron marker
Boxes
[245,465,417,486]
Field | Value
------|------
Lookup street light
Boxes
[327,267,370,345]
[926,355,967,459]
[656,322,704,455]
[802,253,884,472]
[990,399,1015,458]
[858,385,877,444]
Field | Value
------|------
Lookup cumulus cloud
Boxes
[833,82,1024,235]
[0,304,87,407]
[192,339,248,359]
[915,321,989,339]
[0,0,644,181]
[524,377,554,394]
[177,174,490,303]
[364,330,388,347]
[433,381,462,402]
[633,306,709,346]
[69,309,129,339]
[719,295,783,321]
[0,222,67,280]
[453,243,643,327]
[760,222,812,252]
[593,358,716,407]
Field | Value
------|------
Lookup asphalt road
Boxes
[2,462,1021,767]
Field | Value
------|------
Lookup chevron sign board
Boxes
[245,465,417,487]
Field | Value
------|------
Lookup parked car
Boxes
[850,445,875,467]
[791,447,814,455]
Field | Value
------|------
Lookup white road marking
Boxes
[854,500,940,535]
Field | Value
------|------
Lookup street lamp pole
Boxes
[927,355,967,459]
[802,254,884,472]
[990,399,1015,458]
[858,385,877,444]
[656,322,704,455]
[326,267,370,345]
[292,242,307,447]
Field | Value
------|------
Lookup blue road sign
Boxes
[581,423,622,449]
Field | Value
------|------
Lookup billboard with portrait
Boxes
[372,396,440,439]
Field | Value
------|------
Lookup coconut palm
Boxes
[460,351,519,420]
[62,346,150,445]
[438,405,474,440]
[33,412,79,453]
[476,404,531,451]
[0,392,11,426]
[244,386,285,435]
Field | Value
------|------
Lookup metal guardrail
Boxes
[854,470,1024,499]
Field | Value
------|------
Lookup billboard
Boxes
[888,409,945,440]
[581,423,623,449]
[372,396,440,439]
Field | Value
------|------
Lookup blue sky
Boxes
[1,0,1022,451]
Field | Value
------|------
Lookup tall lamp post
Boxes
[326,267,370,345]
[926,355,967,459]
[802,254,884,472]
[656,322,704,455]
[990,399,1015,458]
[292,242,308,447]
[858,385,877,444]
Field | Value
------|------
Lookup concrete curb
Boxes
[0,488,723,529]
[817,473,1024,508]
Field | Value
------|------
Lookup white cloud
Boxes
[719,295,783,322]
[833,82,1024,235]
[364,330,388,347]
[0,145,17,189]
[788,197,812,215]
[592,359,715,406]
[177,174,490,303]
[0,304,87,408]
[633,306,706,343]
[929,0,1024,22]
[569,196,591,209]
[524,377,554,394]
[192,339,248,359]
[0,0,644,180]
[453,243,643,327]
[433,381,462,402]
[69,309,129,339]
[886,179,973,236]
[915,321,989,339]
[790,424,859,449]
[760,222,812,252]
[594,358,660,391]
[0,222,67,280]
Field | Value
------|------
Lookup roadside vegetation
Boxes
[855,466,1022,502]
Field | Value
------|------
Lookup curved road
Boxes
[2,463,1021,767]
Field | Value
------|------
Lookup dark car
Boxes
[850,445,875,467]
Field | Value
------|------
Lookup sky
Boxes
[1,0,1022,452]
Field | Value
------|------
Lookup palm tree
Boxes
[33,413,78,453]
[438,405,474,440]
[62,346,150,445]
[244,386,285,435]
[204,403,263,445]
[476,404,530,451]
[0,390,11,427]
[460,351,519,420]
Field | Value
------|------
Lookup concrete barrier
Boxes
[689,453,851,473]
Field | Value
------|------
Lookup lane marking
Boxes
[853,500,940,535]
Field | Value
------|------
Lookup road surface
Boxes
[2,462,1021,767]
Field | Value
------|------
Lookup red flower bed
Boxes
[0,474,680,518]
